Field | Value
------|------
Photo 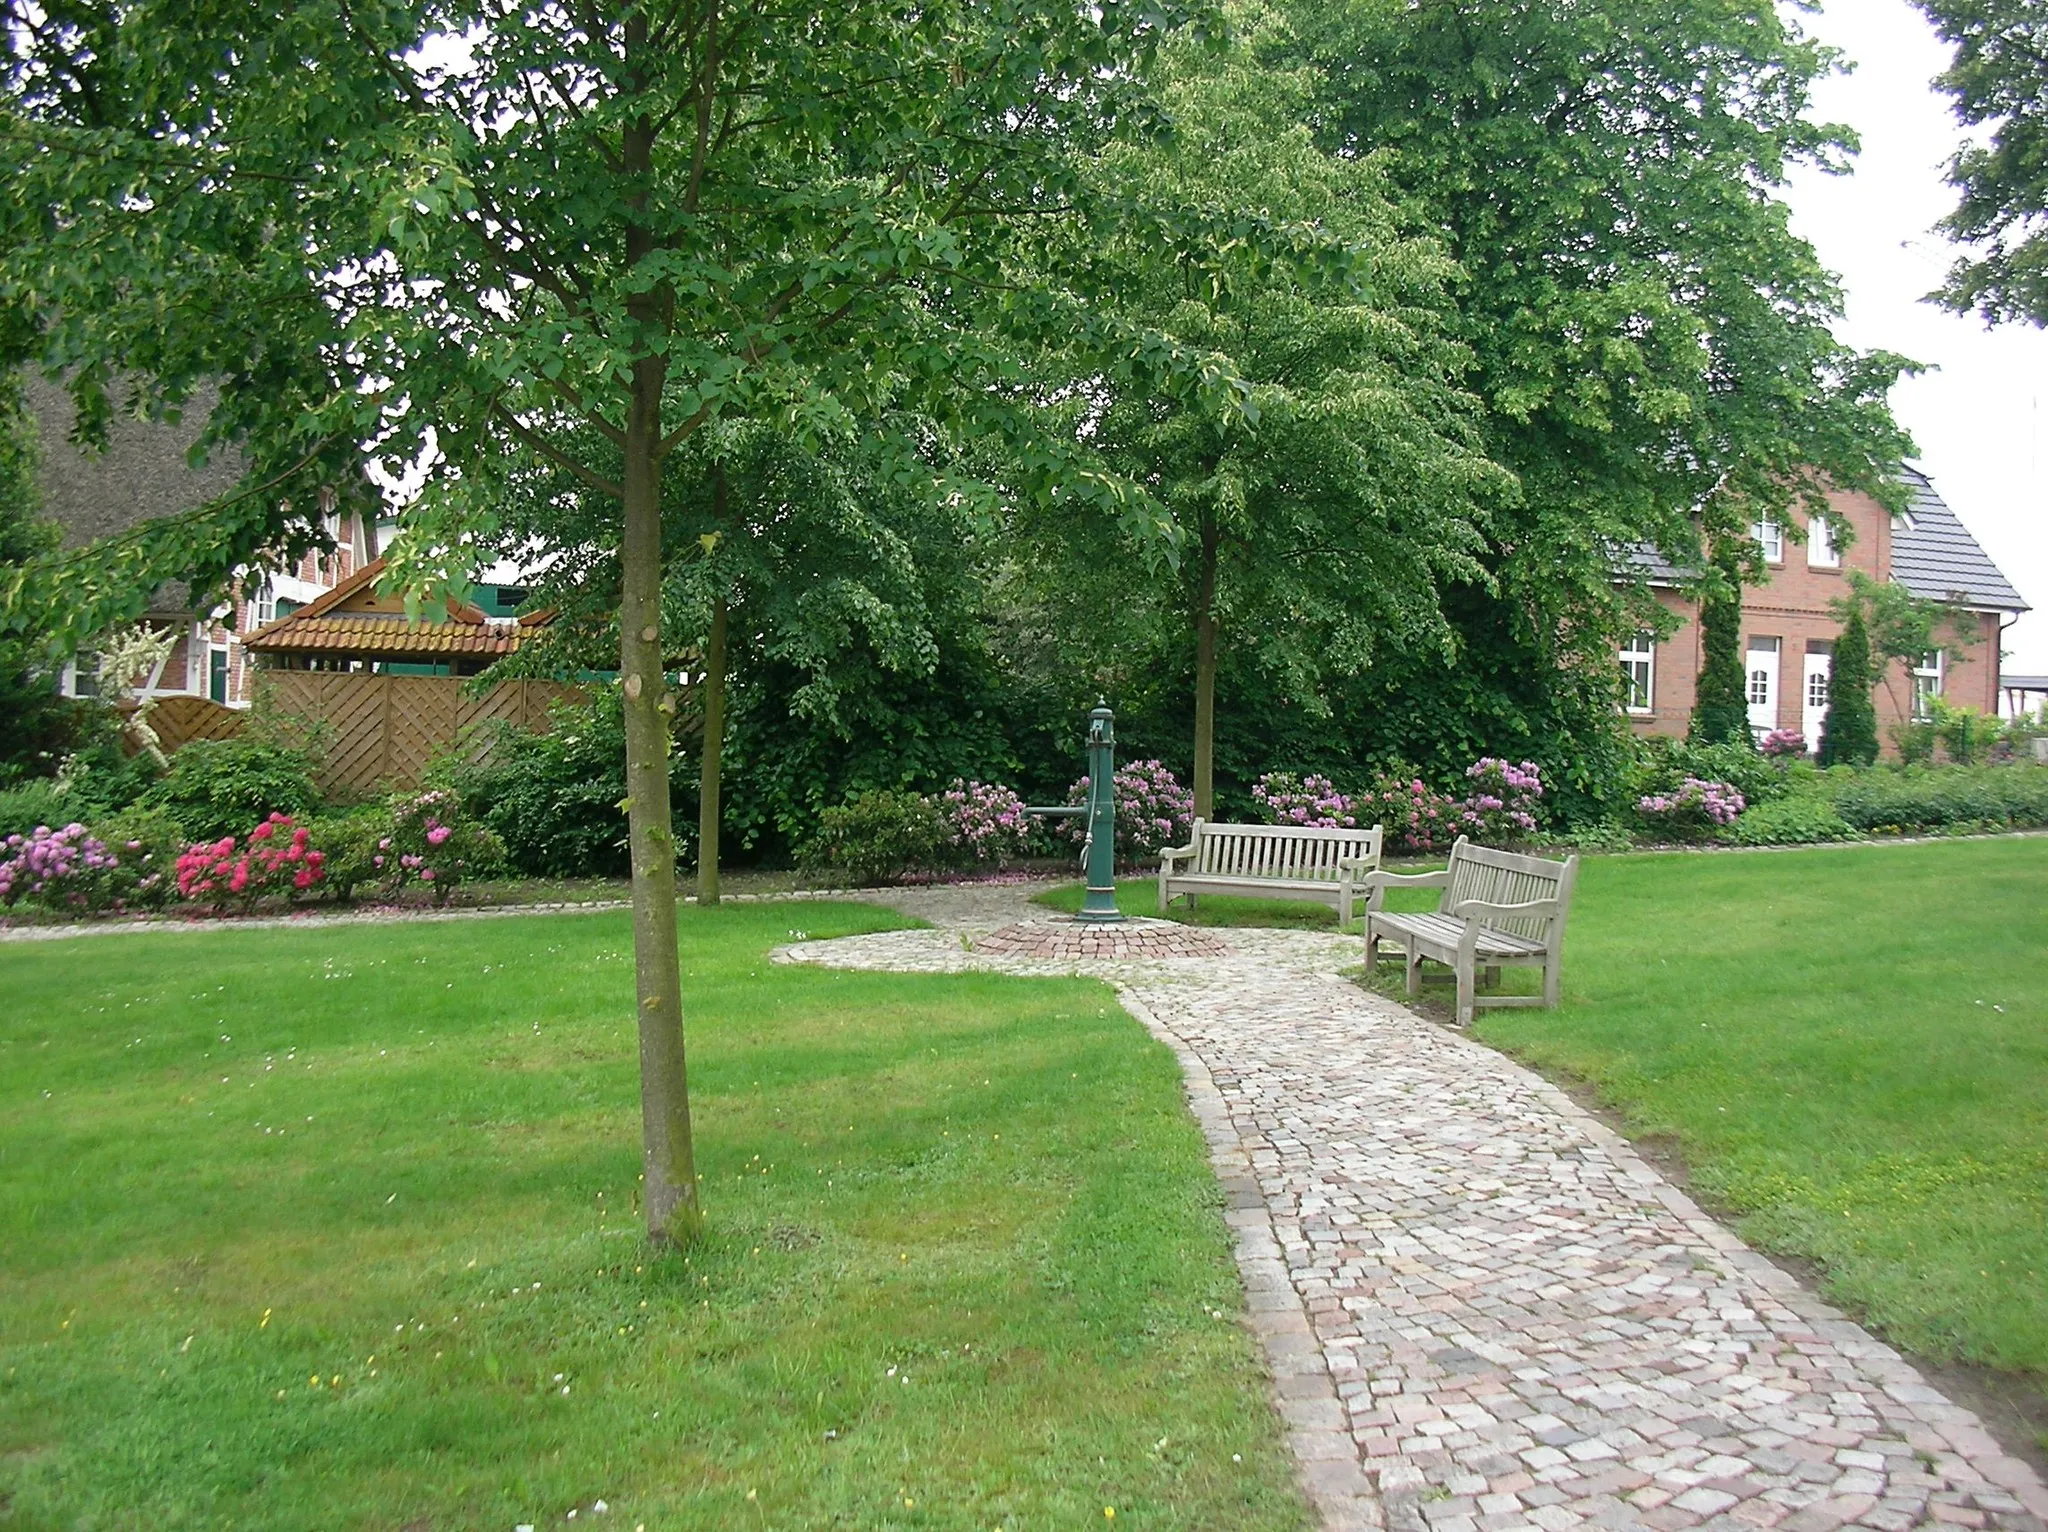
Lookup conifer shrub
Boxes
[1690,550,1750,746]
[1818,606,1879,767]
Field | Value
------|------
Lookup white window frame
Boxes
[1619,631,1655,714]
[1751,518,1784,564]
[1912,650,1945,720]
[1807,514,1840,569]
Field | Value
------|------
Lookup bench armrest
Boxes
[1448,897,1563,923]
[1336,856,1382,873]
[1355,869,1450,891]
[1159,842,1197,868]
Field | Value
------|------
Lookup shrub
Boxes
[1065,760,1195,863]
[0,779,70,841]
[800,789,949,885]
[941,779,1035,865]
[0,823,123,912]
[92,806,186,909]
[381,789,503,905]
[1459,758,1543,844]
[304,806,392,903]
[149,734,321,841]
[1725,796,1857,846]
[1636,778,1746,842]
[1250,772,1358,828]
[1818,606,1879,767]
[1358,770,1465,855]
[174,813,327,910]
[1631,736,1785,808]
[1757,728,1808,760]
[451,688,665,879]
[1931,699,2001,766]
[1829,765,2048,834]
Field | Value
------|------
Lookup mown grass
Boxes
[0,902,1308,1531]
[1051,841,2048,1389]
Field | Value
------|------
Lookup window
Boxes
[1618,631,1655,713]
[1748,667,1770,706]
[1912,650,1944,720]
[1751,518,1783,563]
[70,650,100,698]
[252,581,276,628]
[1807,515,1839,569]
[1806,667,1829,710]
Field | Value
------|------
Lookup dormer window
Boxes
[1751,518,1783,564]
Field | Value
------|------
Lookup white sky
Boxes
[1782,0,2048,675]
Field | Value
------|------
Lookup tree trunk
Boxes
[696,586,727,906]
[1192,512,1219,821]
[618,56,700,1247]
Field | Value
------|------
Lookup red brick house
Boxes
[1622,467,2028,749]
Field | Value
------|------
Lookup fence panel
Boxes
[139,694,247,753]
[252,673,594,796]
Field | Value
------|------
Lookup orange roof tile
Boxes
[244,612,538,658]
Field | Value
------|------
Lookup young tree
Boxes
[0,0,1218,1244]
[1819,603,1879,767]
[1017,24,1512,819]
[1917,0,2048,324]
[1690,548,1751,747]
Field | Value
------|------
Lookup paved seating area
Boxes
[783,887,2048,1532]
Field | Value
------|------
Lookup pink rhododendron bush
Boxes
[1250,773,1358,828]
[1636,777,1747,843]
[1065,760,1195,864]
[377,790,503,906]
[0,823,155,913]
[942,779,1037,865]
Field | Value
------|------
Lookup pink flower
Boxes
[426,825,452,847]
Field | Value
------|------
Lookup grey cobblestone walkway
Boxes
[780,887,2048,1532]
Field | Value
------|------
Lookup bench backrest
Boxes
[1440,836,1578,948]
[1190,820,1383,883]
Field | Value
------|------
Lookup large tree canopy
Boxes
[1263,0,1914,802]
[1916,0,2048,325]
[0,0,1253,1243]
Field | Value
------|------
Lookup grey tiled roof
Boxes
[1619,542,1698,585]
[1892,466,2029,612]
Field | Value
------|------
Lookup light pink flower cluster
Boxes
[1459,758,1543,843]
[1637,777,1746,841]
[1758,727,1808,759]
[1251,773,1358,828]
[942,779,1034,864]
[384,789,492,904]
[1066,760,1195,863]
[0,823,120,907]
[175,813,327,906]
[1362,775,1466,855]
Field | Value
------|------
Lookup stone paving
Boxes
[781,884,2048,1532]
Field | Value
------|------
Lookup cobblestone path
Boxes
[782,889,2048,1532]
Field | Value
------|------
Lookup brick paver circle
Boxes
[972,917,1230,959]
[784,883,2048,1532]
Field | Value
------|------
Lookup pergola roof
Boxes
[245,557,550,661]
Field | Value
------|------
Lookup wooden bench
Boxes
[1158,820,1385,925]
[1361,836,1579,1027]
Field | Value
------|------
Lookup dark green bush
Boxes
[146,734,322,842]
[90,805,187,908]
[303,806,391,902]
[451,687,690,879]
[1724,796,1858,847]
[1828,765,2048,834]
[799,789,948,885]
[1630,736,1783,808]
[0,778,70,839]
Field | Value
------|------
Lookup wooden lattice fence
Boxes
[253,673,588,796]
[136,694,248,753]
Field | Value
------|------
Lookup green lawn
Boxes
[0,903,1308,1531]
[1054,841,2048,1390]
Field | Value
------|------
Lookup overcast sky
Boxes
[1781,0,2048,676]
